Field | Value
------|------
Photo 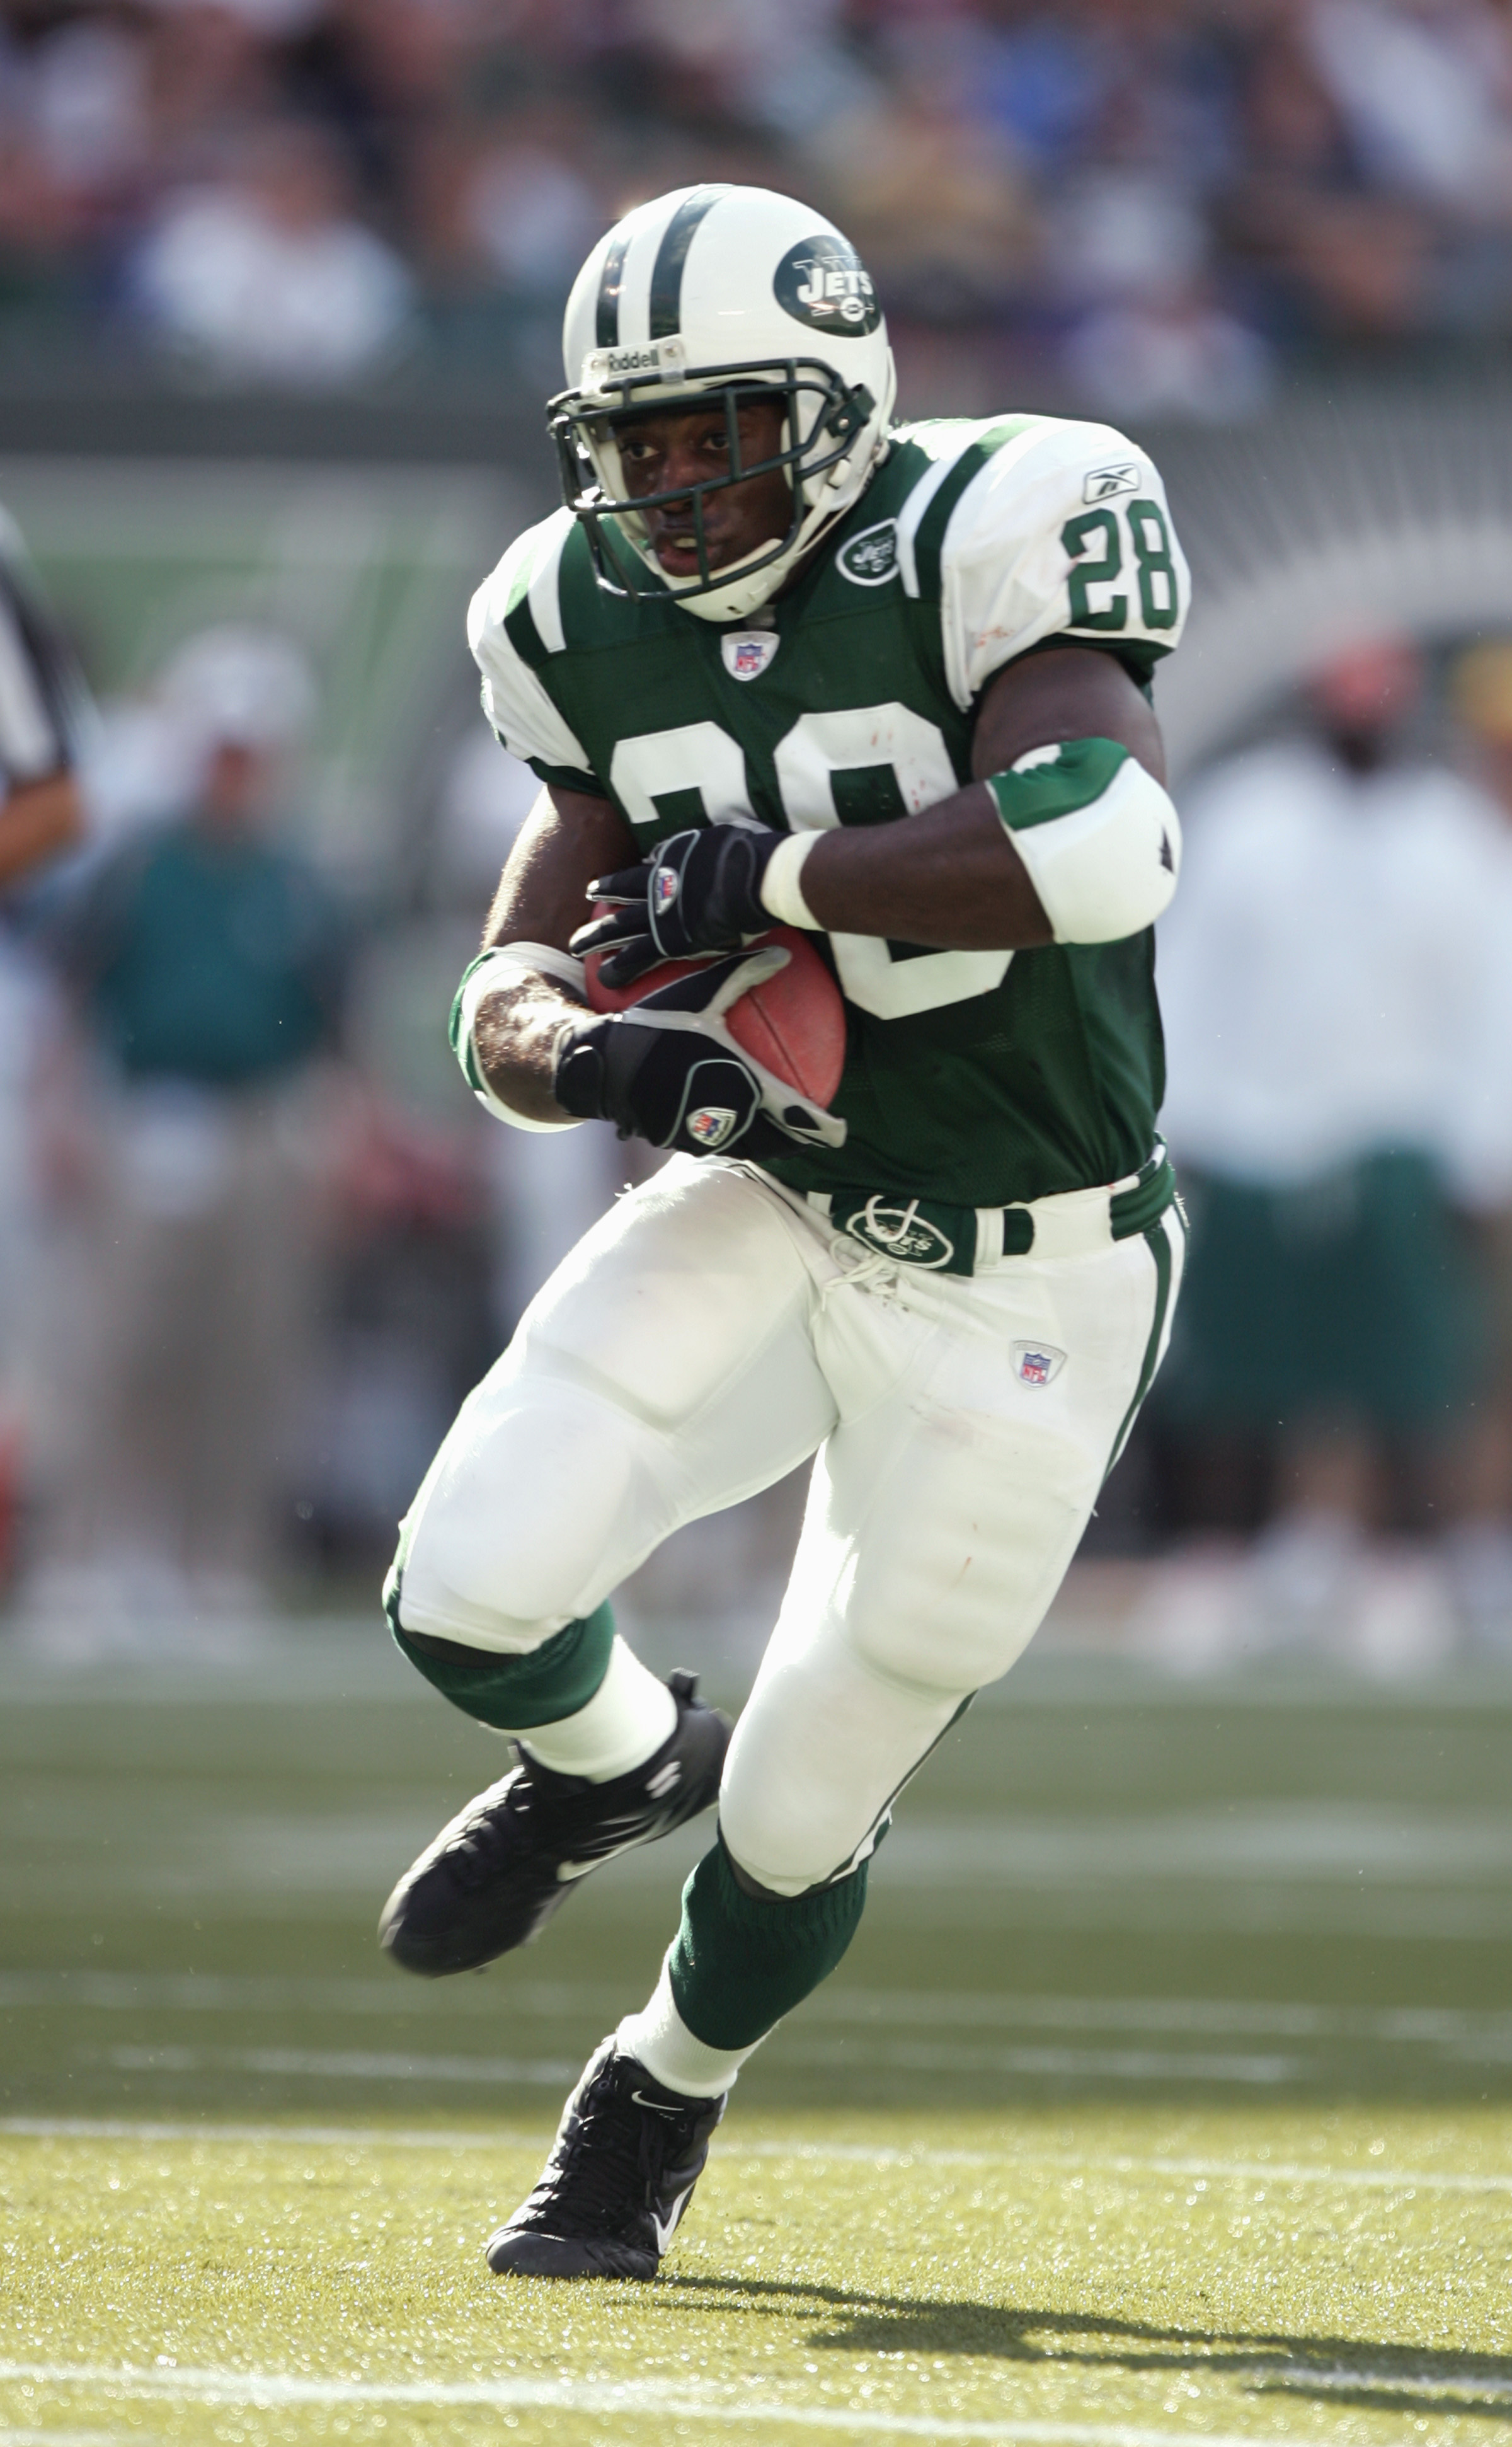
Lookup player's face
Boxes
[614,399,791,579]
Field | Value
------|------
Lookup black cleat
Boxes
[486,2037,724,2280]
[378,1670,728,1977]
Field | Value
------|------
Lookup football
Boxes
[583,916,847,1108]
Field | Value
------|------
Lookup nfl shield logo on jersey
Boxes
[687,1105,738,1149]
[1012,1340,1066,1386]
[721,632,780,682]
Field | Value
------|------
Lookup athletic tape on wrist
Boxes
[759,831,822,930]
[457,941,587,1132]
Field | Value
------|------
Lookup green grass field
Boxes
[4,1628,1511,2444]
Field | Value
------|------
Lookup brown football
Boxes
[583,918,847,1108]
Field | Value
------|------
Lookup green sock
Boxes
[384,1548,616,1731]
[667,1834,869,2051]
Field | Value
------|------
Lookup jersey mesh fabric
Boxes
[470,415,1189,1209]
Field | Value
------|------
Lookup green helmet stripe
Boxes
[595,229,632,348]
[648,187,730,340]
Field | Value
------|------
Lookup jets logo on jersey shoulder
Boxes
[836,519,898,586]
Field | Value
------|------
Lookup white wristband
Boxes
[759,831,823,930]
[462,941,587,1132]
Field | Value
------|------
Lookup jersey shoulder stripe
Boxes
[895,417,1045,603]
[492,507,575,671]
[468,510,596,789]
[896,413,1190,709]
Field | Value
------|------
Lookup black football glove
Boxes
[553,946,845,1161]
[570,824,785,989]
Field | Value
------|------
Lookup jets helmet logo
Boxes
[773,234,882,336]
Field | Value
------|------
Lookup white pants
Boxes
[398,1155,1183,1895]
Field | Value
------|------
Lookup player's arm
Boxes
[466,784,636,1126]
[577,645,1178,980]
[459,781,842,1156]
[794,642,1167,951]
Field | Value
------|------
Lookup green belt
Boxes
[814,1149,1177,1278]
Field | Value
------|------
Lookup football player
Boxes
[379,185,1189,2279]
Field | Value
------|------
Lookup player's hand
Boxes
[553,947,845,1159]
[571,825,784,989]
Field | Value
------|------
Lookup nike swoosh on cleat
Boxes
[631,2091,684,2116]
[554,1828,660,1881]
[651,2185,693,2254]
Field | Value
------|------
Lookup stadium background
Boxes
[3,6,1512,2443]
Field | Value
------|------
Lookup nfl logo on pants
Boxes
[1012,1340,1066,1386]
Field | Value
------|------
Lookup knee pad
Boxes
[397,1378,667,1651]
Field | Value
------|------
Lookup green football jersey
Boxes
[469,413,1190,1208]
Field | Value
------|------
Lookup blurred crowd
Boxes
[1145,631,1512,1667]
[0,590,644,1654]
[1,0,1511,415]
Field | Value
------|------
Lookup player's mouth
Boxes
[650,526,719,574]
[644,509,745,577]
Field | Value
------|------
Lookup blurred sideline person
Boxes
[21,628,348,1652]
[1155,636,1506,1664]
[0,507,91,1581]
[1432,639,1512,1641]
[378,183,1190,2281]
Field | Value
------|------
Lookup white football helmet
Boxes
[551,184,896,624]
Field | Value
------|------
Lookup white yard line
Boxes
[11,1968,1512,2059]
[91,2045,575,2085]
[0,2116,525,2147]
[4,2116,1511,2198]
[81,2038,1302,2088]
[0,2360,1374,2443]
[784,2041,1300,2085]
[0,2432,137,2444]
